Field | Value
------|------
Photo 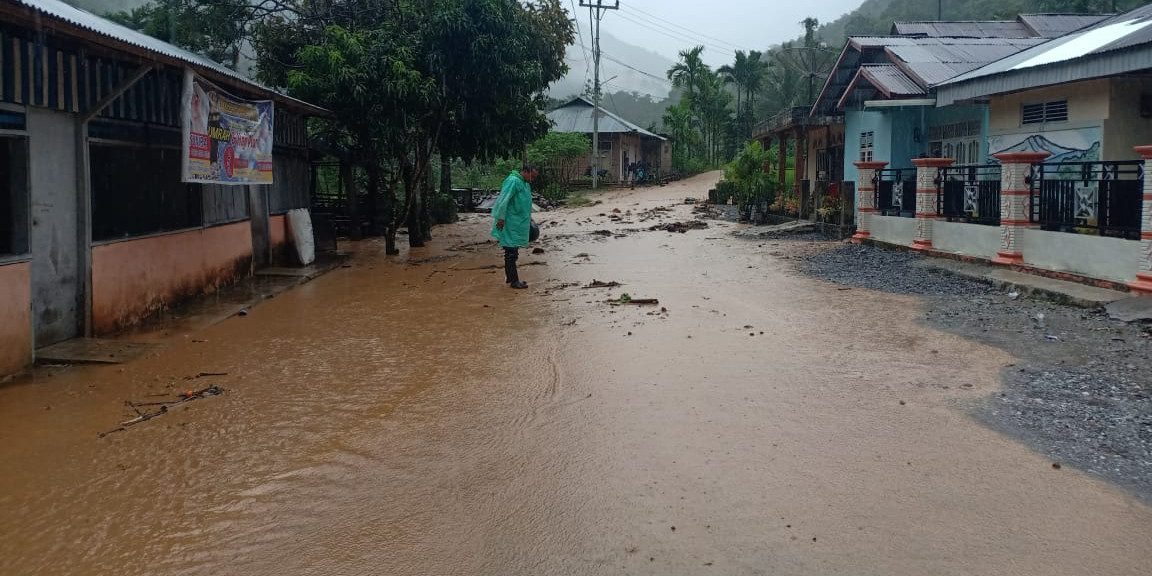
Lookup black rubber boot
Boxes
[504,247,521,285]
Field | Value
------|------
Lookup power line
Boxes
[600,52,672,85]
[569,0,592,82]
[612,11,737,57]
[621,4,749,53]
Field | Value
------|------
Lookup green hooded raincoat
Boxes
[491,171,533,248]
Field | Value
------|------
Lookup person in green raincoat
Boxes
[491,164,539,289]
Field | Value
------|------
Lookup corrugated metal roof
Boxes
[1018,13,1111,38]
[937,4,1152,105]
[859,64,925,96]
[812,36,1045,114]
[547,97,665,140]
[8,0,324,113]
[892,21,1033,39]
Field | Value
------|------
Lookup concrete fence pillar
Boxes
[910,158,955,251]
[1127,146,1152,294]
[991,152,1050,266]
[852,161,888,243]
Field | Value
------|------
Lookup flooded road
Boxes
[2,172,1150,575]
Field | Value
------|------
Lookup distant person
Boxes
[491,164,539,289]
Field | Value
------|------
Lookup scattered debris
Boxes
[584,280,622,289]
[651,220,709,233]
[684,198,698,204]
[591,230,614,237]
[606,293,659,306]
[188,371,228,379]
[532,247,545,254]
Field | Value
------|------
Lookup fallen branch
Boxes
[100,386,224,437]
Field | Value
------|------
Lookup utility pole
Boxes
[580,0,619,189]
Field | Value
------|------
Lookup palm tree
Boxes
[662,101,696,170]
[743,50,769,120]
[723,50,771,139]
[695,71,732,164]
[667,46,707,104]
[718,50,749,123]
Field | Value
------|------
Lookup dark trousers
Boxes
[504,247,520,284]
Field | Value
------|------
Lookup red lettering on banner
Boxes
[189,133,210,150]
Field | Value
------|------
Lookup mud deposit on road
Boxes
[2,174,1150,576]
[801,243,1152,502]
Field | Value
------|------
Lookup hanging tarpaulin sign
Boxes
[181,69,274,185]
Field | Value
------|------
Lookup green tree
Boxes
[526,132,590,199]
[106,0,251,68]
[253,0,572,251]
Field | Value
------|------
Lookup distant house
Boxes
[546,97,670,183]
[809,35,1048,185]
[755,15,1095,221]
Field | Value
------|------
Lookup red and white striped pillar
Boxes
[910,158,955,251]
[852,161,888,243]
[991,152,1050,266]
[1127,146,1152,294]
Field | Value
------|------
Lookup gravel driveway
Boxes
[797,242,1152,502]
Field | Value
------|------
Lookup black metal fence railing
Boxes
[1029,161,1144,240]
[937,164,1001,226]
[873,168,916,218]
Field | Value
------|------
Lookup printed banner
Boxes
[181,69,274,185]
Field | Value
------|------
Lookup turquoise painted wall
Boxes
[842,109,890,183]
[843,104,990,182]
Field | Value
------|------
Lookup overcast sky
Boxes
[573,0,862,68]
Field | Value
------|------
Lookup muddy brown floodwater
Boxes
[2,172,1150,576]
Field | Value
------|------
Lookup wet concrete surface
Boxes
[2,172,1151,575]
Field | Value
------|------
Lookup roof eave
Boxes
[935,43,1152,106]
[3,1,328,117]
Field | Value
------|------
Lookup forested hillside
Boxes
[816,0,1152,43]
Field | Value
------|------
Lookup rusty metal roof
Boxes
[859,64,926,96]
[892,21,1034,39]
[811,36,1045,115]
[547,97,665,140]
[937,5,1152,105]
[1018,13,1111,38]
[6,0,325,113]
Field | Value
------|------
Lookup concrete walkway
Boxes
[912,258,1133,309]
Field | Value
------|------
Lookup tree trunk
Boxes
[406,169,425,249]
[421,159,433,242]
[341,160,361,240]
[370,163,399,255]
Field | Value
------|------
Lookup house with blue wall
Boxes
[811,36,1047,185]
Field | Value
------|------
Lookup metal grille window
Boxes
[1022,100,1068,125]
[860,131,874,162]
[91,143,202,241]
[0,135,30,257]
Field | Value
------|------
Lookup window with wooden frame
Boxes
[859,131,874,162]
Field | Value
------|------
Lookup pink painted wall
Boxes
[92,223,253,334]
[0,262,32,377]
[269,214,288,248]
